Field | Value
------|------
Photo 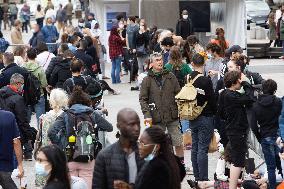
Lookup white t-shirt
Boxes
[36,51,55,71]
[71,176,88,189]
[127,152,137,184]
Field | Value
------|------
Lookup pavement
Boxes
[1,20,284,189]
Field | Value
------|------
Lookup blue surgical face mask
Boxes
[144,144,157,162]
[35,162,49,177]
[207,53,213,59]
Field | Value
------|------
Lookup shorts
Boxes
[228,135,247,167]
[153,120,183,146]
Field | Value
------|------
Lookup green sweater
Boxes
[164,63,192,77]
[23,61,48,95]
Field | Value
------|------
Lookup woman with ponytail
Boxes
[113,126,184,189]
[211,28,229,57]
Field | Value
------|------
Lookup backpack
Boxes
[172,66,186,88]
[64,110,102,162]
[24,72,41,106]
[175,74,207,120]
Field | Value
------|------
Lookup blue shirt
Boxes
[126,24,139,49]
[0,110,20,172]
[0,38,9,53]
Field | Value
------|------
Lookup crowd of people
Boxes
[0,2,284,189]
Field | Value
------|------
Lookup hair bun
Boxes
[198,51,208,61]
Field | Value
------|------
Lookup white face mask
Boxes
[31,29,35,33]
[182,15,188,19]
[35,162,50,177]
[118,23,124,29]
[78,23,84,27]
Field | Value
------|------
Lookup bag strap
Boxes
[42,52,51,68]
[189,74,204,84]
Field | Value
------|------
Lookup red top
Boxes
[108,28,125,60]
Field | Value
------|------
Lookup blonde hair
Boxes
[49,88,69,110]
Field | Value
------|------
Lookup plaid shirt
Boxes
[108,34,125,60]
[0,38,9,53]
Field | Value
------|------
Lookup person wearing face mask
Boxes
[176,10,193,40]
[114,126,184,189]
[204,43,223,91]
[41,17,59,54]
[183,35,204,64]
[135,19,150,74]
[0,72,34,161]
[92,108,144,189]
[75,18,85,33]
[29,24,45,48]
[35,145,71,189]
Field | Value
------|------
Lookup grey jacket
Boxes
[92,141,144,189]
[48,104,113,149]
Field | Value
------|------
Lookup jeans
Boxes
[190,116,214,181]
[27,96,46,129]
[180,119,190,133]
[111,56,121,84]
[261,137,280,189]
[137,55,147,74]
[0,171,17,189]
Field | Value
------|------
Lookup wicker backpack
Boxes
[175,74,207,120]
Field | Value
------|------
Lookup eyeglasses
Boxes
[137,140,156,148]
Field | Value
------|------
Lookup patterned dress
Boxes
[35,110,63,187]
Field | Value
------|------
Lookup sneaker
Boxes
[131,86,139,91]
[279,56,284,59]
[187,180,200,189]
[102,76,110,79]
[23,154,33,161]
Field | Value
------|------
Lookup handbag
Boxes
[183,131,218,153]
[136,44,147,57]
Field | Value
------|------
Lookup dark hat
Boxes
[88,13,95,18]
[226,45,243,55]
[85,81,102,99]
[161,37,174,47]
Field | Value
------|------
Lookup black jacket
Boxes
[215,71,265,96]
[251,94,282,141]
[29,31,45,48]
[218,81,255,136]
[86,46,100,74]
[135,156,171,189]
[0,86,31,142]
[92,141,144,189]
[176,18,193,40]
[74,49,95,77]
[49,58,72,88]
[0,63,28,88]
[63,75,95,94]
[45,55,64,84]
[189,71,216,117]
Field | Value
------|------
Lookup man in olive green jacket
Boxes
[23,48,47,127]
[139,52,184,159]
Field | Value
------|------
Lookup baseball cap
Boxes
[226,45,243,55]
